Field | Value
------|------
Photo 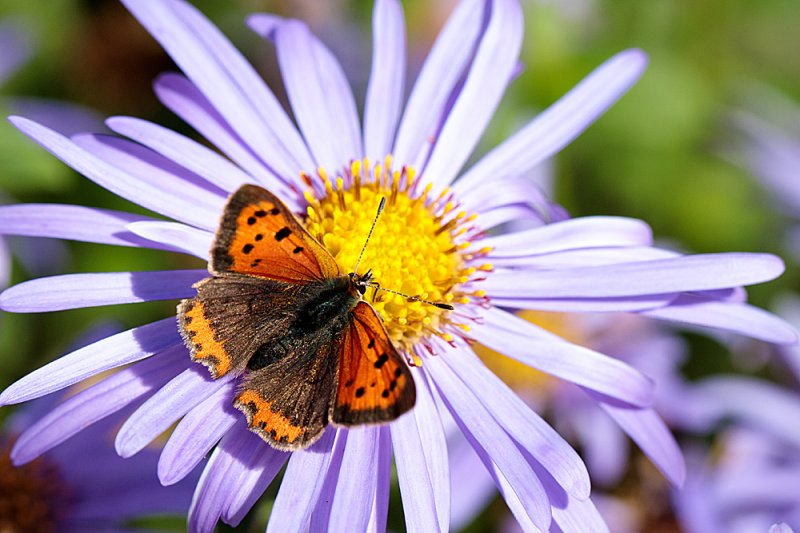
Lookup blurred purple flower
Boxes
[0,0,795,531]
[1,324,197,532]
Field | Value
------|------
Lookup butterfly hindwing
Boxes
[212,184,340,283]
[233,332,342,450]
[178,273,301,379]
[332,301,416,425]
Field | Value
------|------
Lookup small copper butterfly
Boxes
[178,185,446,450]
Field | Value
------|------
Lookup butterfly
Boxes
[178,184,418,450]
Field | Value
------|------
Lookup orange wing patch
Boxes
[212,184,340,283]
[178,298,233,378]
[332,301,416,426]
[234,390,308,450]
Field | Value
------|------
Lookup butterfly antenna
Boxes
[368,283,454,310]
[353,196,386,274]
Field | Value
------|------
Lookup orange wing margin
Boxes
[212,184,340,283]
[332,302,416,425]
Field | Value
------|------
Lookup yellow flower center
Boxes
[302,157,490,355]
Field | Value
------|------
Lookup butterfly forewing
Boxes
[332,302,416,425]
[178,273,299,378]
[212,184,340,283]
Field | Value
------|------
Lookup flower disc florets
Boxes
[302,156,490,354]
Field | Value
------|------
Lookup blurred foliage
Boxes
[0,0,799,531]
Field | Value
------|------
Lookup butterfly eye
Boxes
[357,283,367,295]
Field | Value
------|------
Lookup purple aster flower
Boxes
[0,0,795,531]
[1,325,197,532]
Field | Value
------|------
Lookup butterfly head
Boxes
[349,269,374,296]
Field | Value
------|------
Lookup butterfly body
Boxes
[178,185,415,451]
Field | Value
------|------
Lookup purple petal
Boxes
[158,381,238,486]
[0,270,204,312]
[391,0,486,168]
[369,428,392,533]
[126,221,213,260]
[121,0,313,180]
[474,307,653,406]
[8,98,107,136]
[152,73,298,203]
[590,392,686,486]
[445,348,591,499]
[643,296,798,345]
[482,253,785,299]
[72,133,226,228]
[0,317,181,405]
[0,203,179,250]
[426,355,552,531]
[188,423,287,533]
[363,0,406,162]
[448,430,498,531]
[115,365,233,458]
[222,430,289,526]
[309,431,350,530]
[106,116,256,192]
[267,429,339,533]
[456,49,647,194]
[9,117,221,230]
[489,246,678,268]
[480,216,653,257]
[390,369,450,532]
[569,404,628,487]
[269,19,362,170]
[422,0,523,190]
[328,428,381,532]
[770,524,794,533]
[11,345,188,465]
[489,295,676,313]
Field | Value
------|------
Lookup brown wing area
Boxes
[212,184,340,283]
[233,334,341,451]
[178,273,299,379]
[332,302,416,426]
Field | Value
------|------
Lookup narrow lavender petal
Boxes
[461,177,552,221]
[11,345,187,465]
[158,380,238,486]
[0,270,204,312]
[448,436,498,530]
[368,428,392,533]
[328,428,381,532]
[188,425,259,533]
[590,392,686,486]
[427,355,552,531]
[9,117,220,230]
[363,0,406,162]
[474,205,546,230]
[121,0,313,180]
[457,50,647,193]
[445,348,591,499]
[0,239,9,287]
[309,432,350,530]
[391,0,485,167]
[422,0,523,190]
[271,19,362,170]
[222,429,289,526]
[6,98,106,136]
[643,296,798,344]
[693,377,800,448]
[475,307,653,406]
[72,133,226,228]
[267,429,338,533]
[482,254,784,299]
[489,246,678,268]
[0,317,181,405]
[480,216,653,257]
[489,295,676,312]
[127,221,213,260]
[0,203,180,250]
[571,405,628,487]
[152,73,298,203]
[107,116,256,192]
[115,365,233,458]
[390,411,441,532]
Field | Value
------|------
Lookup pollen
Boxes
[303,157,487,353]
